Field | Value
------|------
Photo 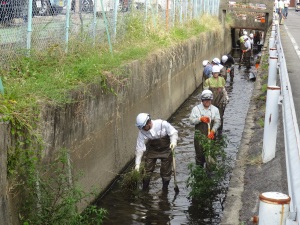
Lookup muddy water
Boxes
[96,51,255,225]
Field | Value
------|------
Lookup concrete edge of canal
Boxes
[220,65,260,225]
[221,42,288,224]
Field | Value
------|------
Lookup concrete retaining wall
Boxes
[1,28,232,222]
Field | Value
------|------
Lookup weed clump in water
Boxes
[187,133,231,200]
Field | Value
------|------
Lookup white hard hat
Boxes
[243,36,248,40]
[243,30,248,35]
[136,113,151,129]
[221,55,228,63]
[212,58,220,64]
[201,90,213,100]
[212,65,220,73]
[202,60,209,66]
[249,33,254,38]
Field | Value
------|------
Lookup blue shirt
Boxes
[203,64,212,78]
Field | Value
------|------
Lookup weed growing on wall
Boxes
[16,148,107,224]
[187,133,230,201]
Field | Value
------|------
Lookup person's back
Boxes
[203,63,212,79]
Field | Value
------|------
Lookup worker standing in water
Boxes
[189,90,221,167]
[203,65,229,133]
[135,113,178,191]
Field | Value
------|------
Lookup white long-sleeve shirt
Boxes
[135,119,178,165]
[189,103,221,132]
[244,39,252,51]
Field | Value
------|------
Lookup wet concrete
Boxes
[95,52,257,225]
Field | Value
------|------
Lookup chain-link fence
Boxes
[0,0,220,65]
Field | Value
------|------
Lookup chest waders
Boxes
[194,106,215,167]
[220,66,227,81]
[209,86,226,132]
[142,123,172,191]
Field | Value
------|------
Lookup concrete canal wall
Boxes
[1,28,232,223]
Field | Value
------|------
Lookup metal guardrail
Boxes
[276,20,300,225]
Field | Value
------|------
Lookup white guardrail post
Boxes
[262,85,280,163]
[260,17,300,225]
[262,23,280,163]
[276,23,300,225]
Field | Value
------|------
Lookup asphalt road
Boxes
[221,9,300,225]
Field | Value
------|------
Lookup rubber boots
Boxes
[142,178,150,191]
[162,179,170,191]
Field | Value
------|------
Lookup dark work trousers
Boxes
[144,136,172,183]
[229,67,234,81]
[194,122,209,167]
[210,87,226,132]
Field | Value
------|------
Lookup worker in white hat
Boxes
[221,54,235,82]
[239,36,252,69]
[189,90,221,167]
[135,113,178,191]
[211,57,227,81]
[203,65,229,132]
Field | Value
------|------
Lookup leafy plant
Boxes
[187,133,230,200]
[17,149,107,225]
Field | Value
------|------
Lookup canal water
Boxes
[96,50,256,225]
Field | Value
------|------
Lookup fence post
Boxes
[113,0,119,41]
[268,56,278,86]
[269,37,275,49]
[26,0,33,55]
[0,77,4,95]
[93,0,97,45]
[65,0,71,53]
[262,86,280,163]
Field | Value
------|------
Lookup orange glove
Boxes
[227,68,230,73]
[200,116,210,123]
[207,131,215,140]
[242,50,246,53]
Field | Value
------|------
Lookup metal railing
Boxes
[276,21,300,225]
[262,15,300,224]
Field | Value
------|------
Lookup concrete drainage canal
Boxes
[95,50,257,225]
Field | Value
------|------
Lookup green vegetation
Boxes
[120,164,146,191]
[14,148,107,225]
[187,133,230,200]
[244,154,263,166]
[0,12,224,224]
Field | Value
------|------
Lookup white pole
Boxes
[268,56,278,86]
[262,86,280,163]
[269,48,277,58]
[258,192,290,225]
[271,24,276,38]
[269,37,275,49]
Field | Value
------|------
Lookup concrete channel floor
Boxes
[221,10,300,225]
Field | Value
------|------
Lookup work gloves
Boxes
[170,142,177,150]
[200,116,210,123]
[242,50,247,53]
[208,131,215,140]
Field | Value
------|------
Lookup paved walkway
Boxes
[220,10,300,225]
